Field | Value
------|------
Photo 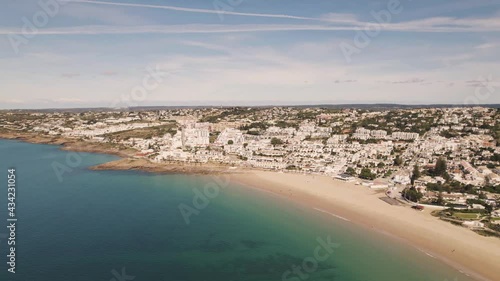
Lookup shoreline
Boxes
[2,136,500,280]
[231,171,500,281]
[90,158,236,175]
[1,133,236,175]
[0,131,136,158]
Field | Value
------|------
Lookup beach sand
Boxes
[232,170,500,281]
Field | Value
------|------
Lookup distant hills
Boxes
[2,104,500,113]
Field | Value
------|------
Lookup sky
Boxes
[0,0,499,109]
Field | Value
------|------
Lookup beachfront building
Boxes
[181,127,209,148]
[392,171,411,185]
[334,174,356,182]
[215,128,245,146]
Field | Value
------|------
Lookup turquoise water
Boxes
[0,139,477,281]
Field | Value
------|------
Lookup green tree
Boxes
[411,164,421,186]
[227,140,234,145]
[434,157,447,176]
[404,187,423,202]
[346,167,356,176]
[394,155,403,166]
[359,168,376,180]
[271,137,284,146]
[485,204,493,214]
[491,153,500,162]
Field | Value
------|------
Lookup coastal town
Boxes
[1,106,499,236]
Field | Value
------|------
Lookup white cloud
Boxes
[61,3,150,25]
[1,26,500,108]
[66,0,320,21]
[2,15,500,36]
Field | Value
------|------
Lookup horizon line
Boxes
[2,103,499,111]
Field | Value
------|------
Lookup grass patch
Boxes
[453,213,479,220]
[104,123,177,141]
[473,229,500,238]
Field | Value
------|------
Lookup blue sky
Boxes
[1,0,499,109]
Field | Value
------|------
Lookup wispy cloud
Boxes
[67,0,323,22]
[101,70,117,76]
[61,73,81,78]
[0,24,344,35]
[334,79,357,83]
[379,78,427,84]
[392,78,425,84]
[61,3,150,25]
[64,0,500,33]
[2,19,500,36]
[475,43,499,49]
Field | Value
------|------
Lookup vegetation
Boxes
[104,123,177,141]
[403,187,423,202]
[209,131,220,143]
[240,122,269,131]
[431,157,447,177]
[200,107,258,123]
[271,137,284,146]
[345,167,356,176]
[483,185,500,194]
[394,155,403,166]
[411,164,420,186]
[359,168,376,180]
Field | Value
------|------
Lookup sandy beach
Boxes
[232,170,500,281]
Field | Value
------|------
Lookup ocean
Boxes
[0,139,476,281]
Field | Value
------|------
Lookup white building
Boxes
[371,130,387,139]
[215,128,245,146]
[392,132,419,140]
[182,127,209,148]
[353,128,371,140]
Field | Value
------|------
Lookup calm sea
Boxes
[0,139,476,281]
